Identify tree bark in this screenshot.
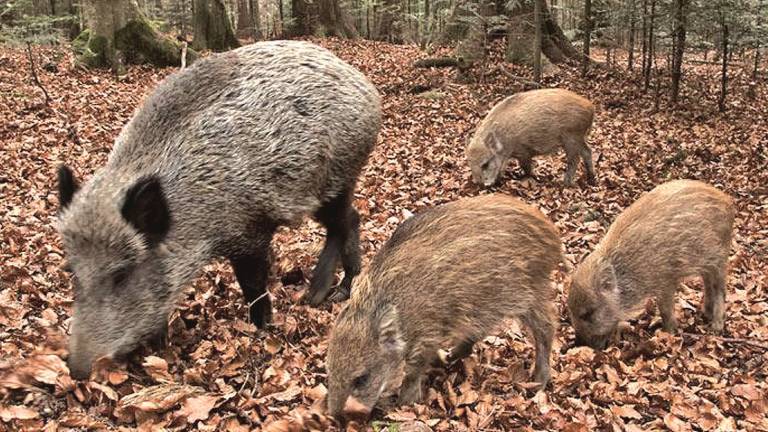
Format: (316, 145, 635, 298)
(289, 0, 357, 37)
(75, 0, 193, 69)
(193, 0, 240, 51)
(670, 0, 687, 104)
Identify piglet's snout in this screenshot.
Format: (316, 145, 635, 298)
(342, 396, 371, 421)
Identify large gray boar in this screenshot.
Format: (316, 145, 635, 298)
(56, 40, 381, 380)
(325, 194, 562, 420)
(466, 88, 595, 187)
(568, 180, 735, 350)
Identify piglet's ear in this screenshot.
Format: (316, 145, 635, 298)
(121, 176, 170, 247)
(597, 261, 618, 295)
(484, 128, 504, 155)
(377, 304, 404, 356)
(58, 165, 79, 211)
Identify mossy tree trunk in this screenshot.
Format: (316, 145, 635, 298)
(75, 0, 193, 70)
(192, 0, 240, 51)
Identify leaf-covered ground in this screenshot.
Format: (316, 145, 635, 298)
(1, 39, 767, 431)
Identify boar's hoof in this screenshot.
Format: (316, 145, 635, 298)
(249, 300, 273, 328)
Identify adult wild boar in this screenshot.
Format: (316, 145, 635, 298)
(325, 194, 562, 420)
(568, 180, 735, 349)
(466, 88, 596, 187)
(57, 41, 381, 379)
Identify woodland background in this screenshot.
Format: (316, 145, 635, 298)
(1, 0, 768, 430)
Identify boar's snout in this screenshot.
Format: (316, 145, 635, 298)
(332, 395, 372, 423)
(67, 351, 94, 380)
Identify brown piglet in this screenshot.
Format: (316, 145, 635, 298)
(568, 180, 735, 349)
(325, 194, 563, 420)
(466, 88, 596, 187)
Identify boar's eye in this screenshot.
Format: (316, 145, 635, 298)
(352, 372, 370, 389)
(111, 268, 130, 287)
(481, 160, 490, 170)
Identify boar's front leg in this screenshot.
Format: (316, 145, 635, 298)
(398, 358, 428, 406)
(231, 248, 273, 328)
(657, 289, 679, 334)
(308, 190, 360, 305)
(580, 146, 597, 185)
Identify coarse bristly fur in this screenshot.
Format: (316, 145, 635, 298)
(568, 180, 735, 349)
(56, 40, 382, 380)
(466, 88, 595, 187)
(325, 194, 563, 420)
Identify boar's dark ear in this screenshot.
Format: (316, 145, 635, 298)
(121, 176, 170, 247)
(58, 165, 79, 211)
(377, 304, 404, 355)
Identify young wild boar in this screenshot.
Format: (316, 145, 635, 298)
(56, 41, 381, 380)
(325, 194, 563, 420)
(568, 180, 735, 350)
(466, 88, 596, 187)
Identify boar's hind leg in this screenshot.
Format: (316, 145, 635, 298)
(563, 151, 580, 187)
(522, 305, 555, 385)
(231, 250, 272, 328)
(308, 191, 359, 305)
(702, 268, 726, 333)
(580, 146, 597, 185)
(332, 206, 361, 303)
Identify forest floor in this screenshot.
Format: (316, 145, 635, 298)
(0, 38, 767, 431)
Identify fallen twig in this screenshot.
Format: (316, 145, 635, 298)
(682, 332, 768, 350)
(25, 42, 52, 106)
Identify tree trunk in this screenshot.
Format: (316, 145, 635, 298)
(290, 0, 357, 37)
(193, 0, 240, 51)
(640, 0, 647, 75)
(644, 0, 655, 90)
(75, 0, 193, 69)
(582, 0, 591, 75)
(250, 0, 261, 38)
(375, 0, 403, 41)
(533, 0, 542, 82)
(505, 0, 582, 65)
(754, 0, 763, 80)
(718, 12, 728, 112)
(670, 0, 687, 104)
(628, 0, 635, 70)
(237, 0, 251, 35)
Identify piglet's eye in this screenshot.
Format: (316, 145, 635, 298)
(352, 373, 369, 389)
(481, 161, 490, 170)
